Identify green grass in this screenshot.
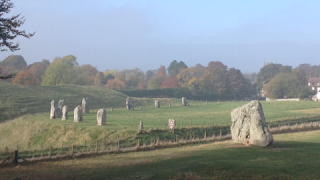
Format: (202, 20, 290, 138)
(1, 100, 320, 152)
(1, 129, 320, 180)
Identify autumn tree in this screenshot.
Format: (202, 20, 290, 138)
(228, 68, 251, 100)
(12, 69, 39, 85)
(105, 78, 126, 90)
(203, 61, 229, 96)
(161, 76, 180, 88)
(79, 64, 99, 86)
(28, 62, 47, 83)
(148, 66, 167, 89)
(167, 60, 188, 77)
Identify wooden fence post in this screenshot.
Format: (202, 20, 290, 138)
(220, 130, 222, 139)
(13, 150, 18, 165)
(204, 132, 207, 140)
(40, 145, 43, 157)
(95, 141, 98, 153)
(49, 147, 52, 159)
(71, 145, 74, 156)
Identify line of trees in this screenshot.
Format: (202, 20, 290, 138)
(0, 54, 255, 100)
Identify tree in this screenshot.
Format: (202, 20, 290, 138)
(0, 0, 34, 52)
(12, 69, 39, 85)
(161, 76, 180, 88)
(203, 61, 229, 96)
(265, 72, 309, 99)
(256, 63, 282, 93)
(167, 60, 188, 77)
(29, 62, 47, 83)
(1, 55, 27, 72)
(79, 64, 99, 86)
(228, 68, 251, 100)
(105, 78, 126, 91)
(41, 55, 80, 86)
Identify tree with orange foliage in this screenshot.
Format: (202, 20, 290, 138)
(29, 62, 47, 83)
(105, 78, 126, 91)
(12, 69, 39, 85)
(161, 76, 180, 88)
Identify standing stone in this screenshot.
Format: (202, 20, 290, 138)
(50, 100, 56, 119)
(82, 98, 89, 113)
(139, 121, 144, 131)
(55, 99, 64, 118)
(230, 100, 273, 147)
(169, 104, 171, 108)
(110, 107, 113, 111)
(97, 108, 106, 126)
(62, 105, 68, 120)
(154, 100, 160, 108)
(74, 105, 83, 122)
(126, 97, 132, 110)
(182, 97, 187, 106)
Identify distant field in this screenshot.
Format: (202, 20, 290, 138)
(1, 129, 320, 180)
(1, 100, 320, 151)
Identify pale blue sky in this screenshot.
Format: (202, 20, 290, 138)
(1, 0, 319, 73)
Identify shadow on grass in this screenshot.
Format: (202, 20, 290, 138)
(2, 141, 320, 180)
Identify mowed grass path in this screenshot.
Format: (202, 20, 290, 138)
(1, 101, 320, 151)
(1, 129, 320, 180)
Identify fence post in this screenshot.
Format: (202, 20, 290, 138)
(49, 147, 52, 159)
(117, 139, 120, 151)
(220, 130, 222, 139)
(40, 145, 43, 158)
(13, 150, 18, 165)
(95, 141, 98, 153)
(71, 145, 74, 156)
(204, 132, 207, 140)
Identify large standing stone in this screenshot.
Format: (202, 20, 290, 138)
(50, 100, 56, 119)
(55, 99, 64, 118)
(182, 97, 187, 106)
(126, 97, 132, 110)
(82, 98, 89, 113)
(62, 105, 68, 120)
(74, 105, 83, 122)
(97, 108, 106, 126)
(230, 100, 273, 147)
(154, 100, 160, 108)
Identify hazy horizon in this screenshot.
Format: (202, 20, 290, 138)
(1, 0, 319, 73)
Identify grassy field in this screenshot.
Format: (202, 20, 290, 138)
(1, 99, 320, 152)
(1, 129, 320, 180)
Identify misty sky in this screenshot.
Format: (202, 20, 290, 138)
(1, 0, 319, 73)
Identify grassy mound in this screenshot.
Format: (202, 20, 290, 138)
(0, 82, 130, 122)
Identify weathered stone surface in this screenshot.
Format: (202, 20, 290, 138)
(230, 100, 273, 147)
(97, 108, 106, 126)
(182, 97, 187, 106)
(126, 97, 132, 110)
(55, 99, 64, 118)
(154, 100, 160, 108)
(139, 121, 143, 131)
(62, 105, 68, 120)
(74, 105, 83, 122)
(82, 98, 89, 113)
(50, 100, 55, 119)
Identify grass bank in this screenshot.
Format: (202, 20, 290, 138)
(1, 129, 320, 180)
